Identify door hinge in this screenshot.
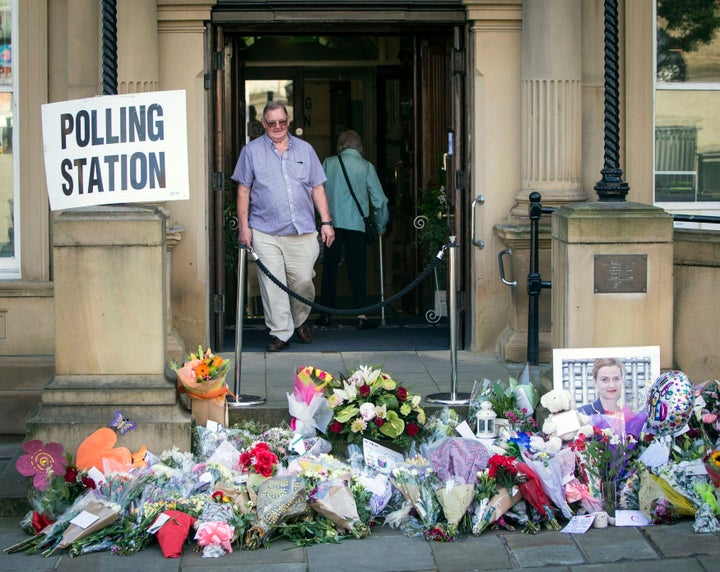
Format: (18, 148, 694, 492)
(212, 51, 224, 71)
(214, 294, 224, 314)
(453, 49, 465, 75)
(204, 73, 211, 90)
(212, 172, 225, 191)
(455, 171, 466, 191)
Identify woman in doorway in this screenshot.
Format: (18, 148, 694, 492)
(316, 130, 389, 329)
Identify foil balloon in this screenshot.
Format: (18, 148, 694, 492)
(645, 371, 694, 435)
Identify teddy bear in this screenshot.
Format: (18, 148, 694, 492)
(540, 388, 590, 441)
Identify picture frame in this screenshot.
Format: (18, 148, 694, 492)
(553, 346, 661, 412)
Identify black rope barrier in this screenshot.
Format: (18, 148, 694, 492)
(249, 245, 447, 317)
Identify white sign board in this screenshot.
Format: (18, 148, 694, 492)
(41, 90, 190, 210)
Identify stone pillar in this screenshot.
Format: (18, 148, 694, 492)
(513, 0, 586, 217)
(27, 206, 190, 454)
(117, 0, 159, 93)
(552, 202, 674, 370)
(496, 0, 585, 361)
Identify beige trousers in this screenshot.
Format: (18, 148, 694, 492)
(251, 228, 319, 342)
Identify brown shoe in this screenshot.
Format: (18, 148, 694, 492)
(266, 336, 290, 352)
(295, 323, 312, 344)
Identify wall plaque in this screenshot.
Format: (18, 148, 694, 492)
(594, 254, 647, 293)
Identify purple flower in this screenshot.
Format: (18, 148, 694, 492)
(15, 440, 67, 491)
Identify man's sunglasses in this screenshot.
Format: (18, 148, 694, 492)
(264, 119, 288, 128)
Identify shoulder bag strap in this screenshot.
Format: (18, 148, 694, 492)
(338, 153, 368, 219)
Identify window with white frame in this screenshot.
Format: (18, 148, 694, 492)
(655, 1, 720, 214)
(0, 0, 18, 278)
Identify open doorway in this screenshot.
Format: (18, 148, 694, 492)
(212, 31, 463, 351)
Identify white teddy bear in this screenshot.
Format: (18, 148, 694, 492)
(540, 388, 590, 441)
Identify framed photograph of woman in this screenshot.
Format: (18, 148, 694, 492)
(553, 346, 661, 414)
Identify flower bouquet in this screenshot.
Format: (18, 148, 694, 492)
(485, 454, 523, 524)
(287, 366, 334, 438)
(15, 440, 96, 532)
(236, 441, 279, 491)
(323, 365, 426, 453)
(704, 449, 720, 487)
(691, 379, 720, 446)
(171, 346, 232, 426)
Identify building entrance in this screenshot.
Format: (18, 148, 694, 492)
(210, 21, 467, 351)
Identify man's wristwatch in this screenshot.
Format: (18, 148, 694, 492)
(320, 221, 333, 226)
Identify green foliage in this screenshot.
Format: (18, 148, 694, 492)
(658, 0, 720, 52)
(416, 186, 449, 261)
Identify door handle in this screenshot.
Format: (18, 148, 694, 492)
(498, 248, 517, 287)
(471, 194, 485, 249)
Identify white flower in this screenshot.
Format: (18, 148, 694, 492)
(375, 403, 387, 419)
(360, 402, 376, 421)
(334, 381, 357, 402)
(358, 365, 382, 386)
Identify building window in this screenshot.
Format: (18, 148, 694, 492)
(655, 1, 720, 212)
(0, 0, 17, 278)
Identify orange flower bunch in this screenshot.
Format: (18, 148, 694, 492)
(172, 346, 230, 398)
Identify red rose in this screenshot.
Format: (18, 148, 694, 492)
(255, 449, 278, 469)
(396, 387, 408, 401)
(405, 422, 419, 436)
(212, 490, 224, 502)
(31, 512, 55, 534)
(374, 417, 385, 427)
(253, 442, 270, 452)
(359, 384, 371, 397)
(64, 466, 79, 483)
(81, 476, 96, 489)
(330, 420, 344, 433)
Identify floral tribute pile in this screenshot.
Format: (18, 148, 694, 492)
(7, 365, 720, 560)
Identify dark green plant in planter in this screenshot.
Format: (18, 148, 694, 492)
(415, 186, 449, 291)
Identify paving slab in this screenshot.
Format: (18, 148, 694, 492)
(306, 526, 435, 572)
(570, 525, 659, 563)
(504, 530, 586, 568)
(643, 519, 720, 558)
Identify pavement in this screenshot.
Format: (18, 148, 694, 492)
(1, 346, 719, 570)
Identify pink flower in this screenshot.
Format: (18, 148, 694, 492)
(16, 440, 67, 491)
(702, 413, 717, 424)
(196, 521, 234, 553)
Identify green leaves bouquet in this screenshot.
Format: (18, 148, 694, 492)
(323, 365, 426, 452)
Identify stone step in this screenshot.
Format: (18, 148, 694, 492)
(40, 375, 177, 405)
(26, 406, 192, 457)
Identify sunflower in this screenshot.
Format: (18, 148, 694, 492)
(708, 450, 720, 469)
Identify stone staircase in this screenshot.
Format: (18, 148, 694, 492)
(24, 374, 191, 455)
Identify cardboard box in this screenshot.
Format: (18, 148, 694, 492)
(190, 397, 229, 427)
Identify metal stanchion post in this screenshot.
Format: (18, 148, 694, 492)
(228, 245, 265, 408)
(379, 234, 386, 326)
(426, 236, 470, 405)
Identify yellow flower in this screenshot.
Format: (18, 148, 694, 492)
(710, 451, 720, 468)
(381, 375, 397, 391)
(327, 394, 342, 408)
(400, 403, 411, 416)
(417, 410, 427, 424)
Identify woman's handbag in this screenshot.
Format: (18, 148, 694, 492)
(338, 154, 378, 245)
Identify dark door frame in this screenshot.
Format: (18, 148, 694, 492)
(210, 24, 469, 351)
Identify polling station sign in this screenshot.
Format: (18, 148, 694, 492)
(41, 90, 189, 210)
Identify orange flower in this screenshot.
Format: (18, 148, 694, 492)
(211, 356, 224, 368)
(195, 363, 211, 379)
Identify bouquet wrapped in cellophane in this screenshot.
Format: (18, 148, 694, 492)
(171, 346, 232, 403)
